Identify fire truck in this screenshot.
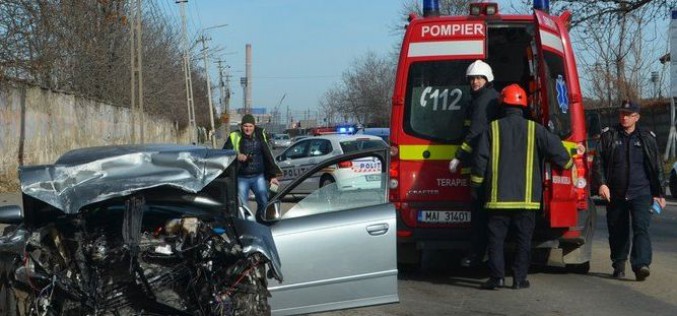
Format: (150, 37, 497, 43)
(389, 0, 595, 272)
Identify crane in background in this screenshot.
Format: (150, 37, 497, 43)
(272, 93, 286, 133)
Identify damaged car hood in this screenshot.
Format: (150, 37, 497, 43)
(19, 144, 236, 214)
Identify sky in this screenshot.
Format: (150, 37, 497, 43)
(160, 0, 405, 119)
(157, 0, 672, 119)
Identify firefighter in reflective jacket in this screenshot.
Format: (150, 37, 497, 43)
(471, 84, 573, 290)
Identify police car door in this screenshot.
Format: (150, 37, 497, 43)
(303, 138, 334, 191)
(276, 139, 313, 193)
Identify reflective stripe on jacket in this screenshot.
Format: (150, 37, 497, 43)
(455, 84, 500, 162)
(228, 129, 268, 153)
(471, 108, 573, 210)
(223, 127, 281, 179)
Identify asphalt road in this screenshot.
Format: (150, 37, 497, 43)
(314, 201, 677, 316)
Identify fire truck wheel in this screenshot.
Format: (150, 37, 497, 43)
(397, 243, 422, 274)
(669, 170, 677, 199)
(565, 261, 590, 274)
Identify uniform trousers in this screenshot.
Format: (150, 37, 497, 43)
(606, 195, 653, 270)
(487, 209, 535, 282)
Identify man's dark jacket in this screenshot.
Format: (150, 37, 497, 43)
(455, 83, 500, 162)
(223, 127, 282, 180)
(470, 107, 573, 210)
(592, 125, 664, 198)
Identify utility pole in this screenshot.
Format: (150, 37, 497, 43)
(198, 34, 216, 148)
(216, 59, 231, 135)
(240, 77, 247, 114)
(245, 44, 252, 113)
(130, 0, 144, 144)
(177, 0, 196, 144)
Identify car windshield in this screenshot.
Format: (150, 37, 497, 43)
(275, 135, 290, 140)
(339, 138, 388, 153)
(282, 173, 387, 219)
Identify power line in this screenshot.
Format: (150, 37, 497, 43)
(253, 75, 340, 79)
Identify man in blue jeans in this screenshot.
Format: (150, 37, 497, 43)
(592, 101, 666, 281)
(224, 114, 282, 222)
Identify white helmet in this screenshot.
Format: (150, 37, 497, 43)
(466, 60, 494, 82)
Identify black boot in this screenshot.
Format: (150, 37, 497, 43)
(480, 277, 504, 290)
(512, 279, 530, 289)
(612, 261, 626, 279)
(634, 266, 650, 281)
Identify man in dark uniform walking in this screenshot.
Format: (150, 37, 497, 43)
(471, 84, 572, 290)
(592, 101, 665, 281)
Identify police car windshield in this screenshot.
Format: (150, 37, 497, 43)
(339, 139, 388, 153)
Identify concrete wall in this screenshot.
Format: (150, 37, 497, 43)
(1, 82, 190, 181)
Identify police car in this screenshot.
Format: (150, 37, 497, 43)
(275, 134, 388, 194)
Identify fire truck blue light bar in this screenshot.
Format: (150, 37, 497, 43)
(533, 0, 550, 13)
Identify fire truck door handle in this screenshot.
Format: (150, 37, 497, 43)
(366, 223, 389, 236)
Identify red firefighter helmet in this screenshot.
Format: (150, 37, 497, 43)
(500, 84, 527, 107)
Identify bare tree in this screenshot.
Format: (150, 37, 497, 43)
(513, 1, 672, 106)
(319, 52, 395, 127)
(548, 0, 676, 28)
(0, 0, 212, 129)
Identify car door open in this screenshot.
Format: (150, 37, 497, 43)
(265, 148, 399, 316)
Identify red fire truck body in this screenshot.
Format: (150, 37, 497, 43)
(389, 2, 594, 272)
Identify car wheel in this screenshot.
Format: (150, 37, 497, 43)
(319, 176, 337, 202)
(670, 170, 677, 199)
(0, 259, 19, 316)
(320, 176, 335, 188)
(231, 257, 270, 316)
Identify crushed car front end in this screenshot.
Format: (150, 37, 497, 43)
(0, 144, 281, 316)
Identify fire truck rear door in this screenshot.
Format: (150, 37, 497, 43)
(533, 9, 578, 227)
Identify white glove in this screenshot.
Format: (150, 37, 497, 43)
(448, 158, 460, 173)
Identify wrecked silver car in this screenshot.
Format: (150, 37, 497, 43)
(0, 144, 281, 316)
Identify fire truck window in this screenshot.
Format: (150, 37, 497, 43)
(404, 61, 473, 143)
(543, 51, 572, 139)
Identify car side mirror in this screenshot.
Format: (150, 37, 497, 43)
(263, 200, 282, 222)
(0, 205, 23, 224)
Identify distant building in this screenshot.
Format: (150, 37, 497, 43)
(232, 107, 271, 126)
